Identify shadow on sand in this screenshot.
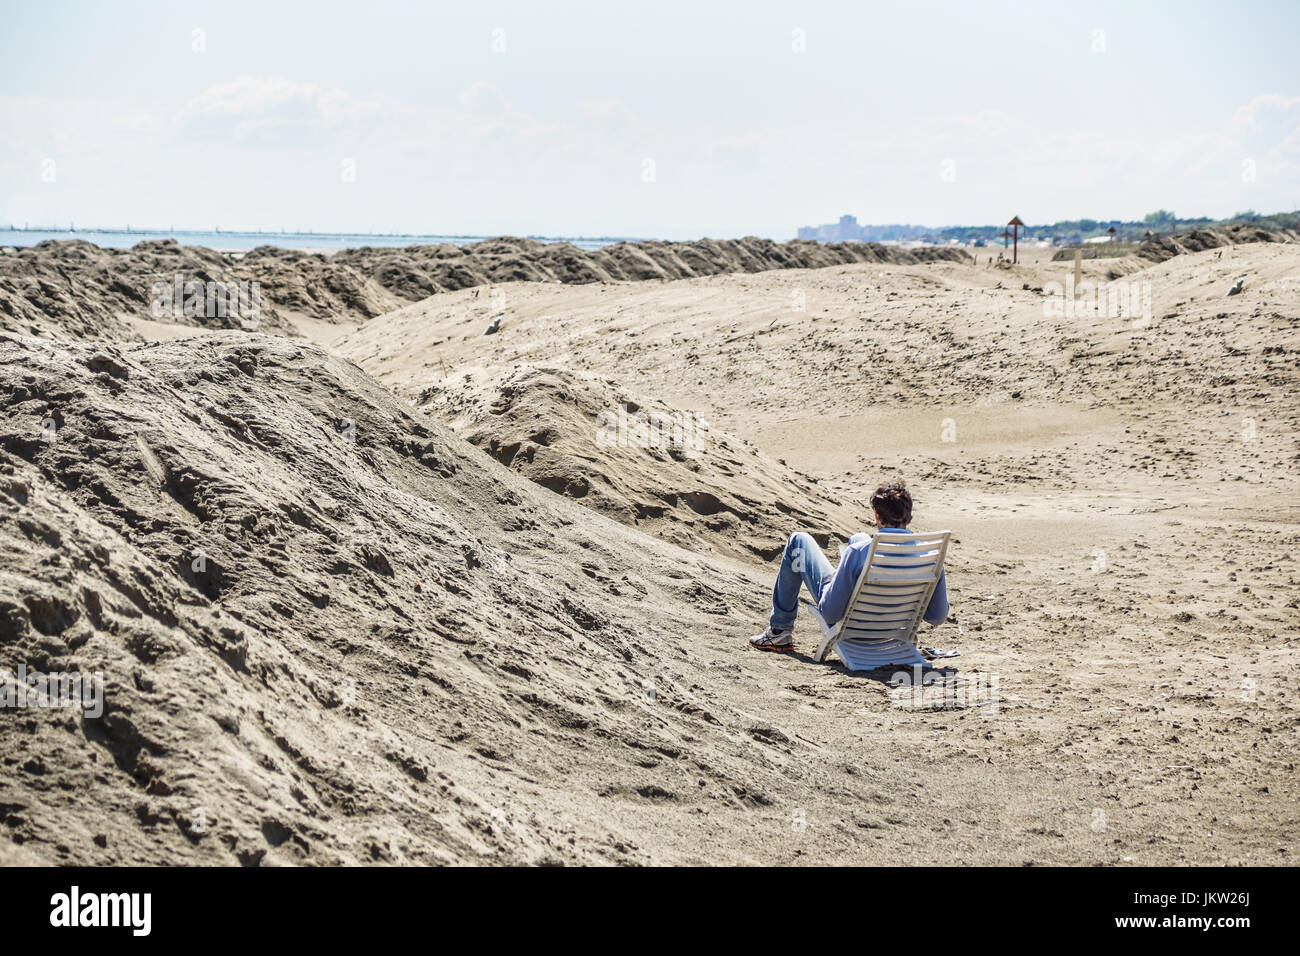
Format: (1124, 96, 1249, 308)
(773, 647, 960, 685)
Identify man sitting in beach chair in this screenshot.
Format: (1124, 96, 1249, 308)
(749, 480, 949, 657)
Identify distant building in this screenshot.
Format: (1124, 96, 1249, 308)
(797, 214, 866, 242)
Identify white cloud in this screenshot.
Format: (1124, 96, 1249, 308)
(1, 77, 1297, 236)
(1228, 94, 1300, 138)
(169, 75, 400, 145)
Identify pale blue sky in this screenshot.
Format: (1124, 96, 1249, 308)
(2, 0, 1297, 238)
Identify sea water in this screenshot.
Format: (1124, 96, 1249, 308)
(0, 227, 632, 252)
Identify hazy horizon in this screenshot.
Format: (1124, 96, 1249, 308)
(3, 0, 1298, 240)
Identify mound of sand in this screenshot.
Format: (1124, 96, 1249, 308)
(2, 236, 966, 344)
(0, 331, 826, 864)
(1135, 224, 1300, 265)
(414, 363, 860, 560)
(0, 240, 401, 342)
(235, 245, 404, 326)
(333, 235, 969, 300)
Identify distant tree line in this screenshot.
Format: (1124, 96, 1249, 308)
(841, 209, 1300, 245)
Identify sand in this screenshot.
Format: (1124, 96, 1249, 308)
(1, 234, 1297, 865)
(0, 236, 967, 344)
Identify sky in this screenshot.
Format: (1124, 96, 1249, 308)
(1, 0, 1298, 239)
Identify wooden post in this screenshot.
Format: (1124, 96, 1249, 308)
(1008, 215, 1024, 264)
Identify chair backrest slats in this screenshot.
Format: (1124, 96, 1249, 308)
(832, 531, 951, 665)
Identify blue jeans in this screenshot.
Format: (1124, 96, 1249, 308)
(769, 532, 870, 630)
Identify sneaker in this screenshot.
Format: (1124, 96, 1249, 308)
(749, 626, 794, 653)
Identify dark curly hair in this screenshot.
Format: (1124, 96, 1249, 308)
(870, 480, 913, 528)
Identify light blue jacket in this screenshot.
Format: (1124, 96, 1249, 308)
(817, 528, 949, 627)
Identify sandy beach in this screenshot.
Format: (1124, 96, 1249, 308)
(1, 230, 1295, 865)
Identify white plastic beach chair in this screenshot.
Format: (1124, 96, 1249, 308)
(810, 530, 951, 671)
